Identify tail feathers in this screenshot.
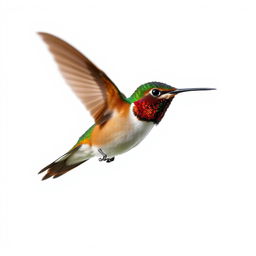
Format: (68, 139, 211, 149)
(39, 146, 89, 180)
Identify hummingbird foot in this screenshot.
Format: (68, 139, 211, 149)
(106, 157, 115, 163)
(98, 149, 115, 163)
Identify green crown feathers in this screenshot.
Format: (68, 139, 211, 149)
(127, 82, 174, 103)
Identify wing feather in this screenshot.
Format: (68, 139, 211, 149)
(38, 32, 126, 124)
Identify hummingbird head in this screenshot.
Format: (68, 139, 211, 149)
(128, 82, 215, 124)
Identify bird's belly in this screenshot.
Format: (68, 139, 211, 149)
(92, 118, 154, 157)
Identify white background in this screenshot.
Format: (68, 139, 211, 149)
(1, 0, 256, 255)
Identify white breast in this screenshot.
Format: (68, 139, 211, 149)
(93, 105, 155, 157)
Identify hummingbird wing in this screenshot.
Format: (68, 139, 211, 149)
(38, 32, 126, 125)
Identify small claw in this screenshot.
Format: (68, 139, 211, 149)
(99, 156, 106, 161)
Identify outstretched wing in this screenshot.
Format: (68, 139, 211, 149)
(38, 32, 126, 124)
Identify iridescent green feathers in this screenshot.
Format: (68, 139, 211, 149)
(75, 124, 95, 145)
(127, 82, 174, 103)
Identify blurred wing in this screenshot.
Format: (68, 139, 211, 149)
(39, 32, 125, 124)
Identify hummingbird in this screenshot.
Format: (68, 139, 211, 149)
(38, 32, 215, 180)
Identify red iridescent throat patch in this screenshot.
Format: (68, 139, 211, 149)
(133, 97, 173, 124)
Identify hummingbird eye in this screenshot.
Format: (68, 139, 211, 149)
(151, 89, 161, 97)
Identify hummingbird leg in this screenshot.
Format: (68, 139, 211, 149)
(98, 149, 115, 163)
(98, 148, 107, 161)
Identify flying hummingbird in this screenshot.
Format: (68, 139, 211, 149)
(38, 32, 215, 180)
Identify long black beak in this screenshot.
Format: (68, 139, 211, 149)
(170, 87, 216, 94)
